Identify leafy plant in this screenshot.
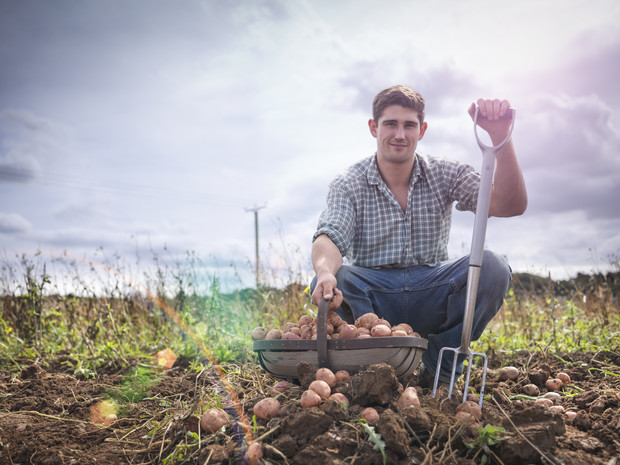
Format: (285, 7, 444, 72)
(465, 424, 506, 465)
(361, 423, 387, 465)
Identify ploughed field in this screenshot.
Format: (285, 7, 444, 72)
(1, 350, 619, 465)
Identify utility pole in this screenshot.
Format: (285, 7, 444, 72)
(245, 204, 266, 288)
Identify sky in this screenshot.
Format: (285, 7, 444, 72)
(1, 0, 619, 293)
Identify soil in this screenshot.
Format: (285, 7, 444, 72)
(1, 351, 619, 465)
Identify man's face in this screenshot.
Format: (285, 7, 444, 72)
(369, 105, 427, 165)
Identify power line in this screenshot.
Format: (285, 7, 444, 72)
(0, 166, 254, 208)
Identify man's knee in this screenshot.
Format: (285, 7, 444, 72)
(482, 250, 511, 290)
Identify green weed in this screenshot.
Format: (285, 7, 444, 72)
(361, 422, 387, 465)
(465, 424, 506, 465)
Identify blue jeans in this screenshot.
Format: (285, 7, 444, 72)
(310, 250, 511, 382)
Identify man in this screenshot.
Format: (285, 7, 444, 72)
(310, 85, 527, 387)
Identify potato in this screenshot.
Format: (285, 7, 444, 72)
(355, 327, 371, 337)
(326, 310, 343, 328)
(316, 368, 336, 388)
(355, 312, 379, 329)
(282, 332, 301, 340)
(396, 387, 420, 409)
(253, 397, 281, 420)
(283, 322, 299, 333)
(329, 392, 349, 407)
(265, 329, 282, 340)
(392, 323, 414, 335)
(455, 411, 476, 424)
(250, 327, 268, 340)
(300, 325, 313, 340)
(334, 370, 351, 382)
(371, 318, 391, 329)
(339, 324, 357, 339)
(456, 401, 482, 421)
(300, 389, 322, 408)
(287, 326, 302, 336)
(535, 397, 554, 407)
(313, 323, 331, 335)
(545, 378, 563, 392)
(370, 324, 391, 337)
(391, 329, 408, 337)
(565, 411, 577, 422)
(497, 366, 519, 381)
(549, 405, 565, 415)
(543, 391, 561, 402)
(357, 334, 371, 338)
(361, 407, 379, 424)
(244, 442, 263, 464)
(309, 380, 331, 400)
(299, 315, 313, 327)
(556, 372, 571, 385)
(200, 408, 230, 433)
(272, 381, 292, 393)
(522, 384, 540, 396)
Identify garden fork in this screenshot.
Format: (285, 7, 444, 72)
(432, 106, 516, 408)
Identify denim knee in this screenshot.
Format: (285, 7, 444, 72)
(473, 250, 511, 335)
(481, 250, 512, 293)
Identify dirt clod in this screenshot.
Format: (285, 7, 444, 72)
(401, 405, 432, 431)
(281, 407, 333, 444)
(351, 363, 400, 406)
(528, 367, 550, 387)
(296, 361, 317, 388)
(376, 409, 410, 456)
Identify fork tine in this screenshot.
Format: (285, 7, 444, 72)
(461, 352, 473, 402)
(433, 346, 459, 399)
(433, 346, 488, 409)
(474, 351, 488, 408)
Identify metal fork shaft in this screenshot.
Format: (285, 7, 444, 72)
(431, 107, 515, 407)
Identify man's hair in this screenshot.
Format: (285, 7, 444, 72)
(372, 85, 425, 123)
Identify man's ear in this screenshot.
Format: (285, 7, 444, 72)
(368, 119, 378, 138)
(419, 122, 428, 139)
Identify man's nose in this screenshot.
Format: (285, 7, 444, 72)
(395, 124, 406, 139)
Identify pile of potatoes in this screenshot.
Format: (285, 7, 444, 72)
(496, 365, 576, 418)
(251, 311, 420, 341)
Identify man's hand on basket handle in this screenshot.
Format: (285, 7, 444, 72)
(311, 234, 344, 309)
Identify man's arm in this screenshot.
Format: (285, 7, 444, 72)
(468, 99, 528, 218)
(311, 234, 344, 308)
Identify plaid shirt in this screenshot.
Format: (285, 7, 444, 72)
(314, 153, 480, 267)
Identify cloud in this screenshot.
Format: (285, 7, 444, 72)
(0, 213, 31, 234)
(540, 31, 620, 105)
(1, 0, 619, 287)
(488, 210, 620, 278)
(338, 60, 479, 118)
(0, 156, 40, 182)
(0, 109, 74, 183)
(516, 93, 620, 219)
(53, 202, 104, 224)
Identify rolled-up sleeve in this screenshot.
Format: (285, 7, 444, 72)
(450, 163, 480, 213)
(313, 181, 356, 258)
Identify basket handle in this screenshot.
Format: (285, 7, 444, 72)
(317, 298, 355, 368)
